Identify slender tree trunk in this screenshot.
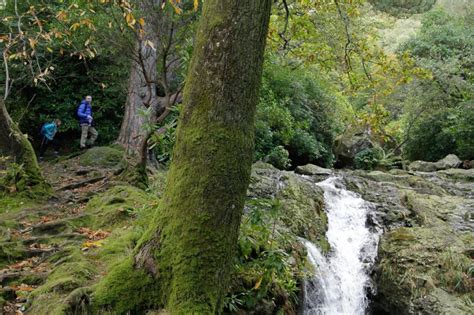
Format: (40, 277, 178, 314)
(93, 0, 272, 313)
(0, 99, 49, 194)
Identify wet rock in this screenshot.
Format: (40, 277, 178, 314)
(248, 162, 329, 251)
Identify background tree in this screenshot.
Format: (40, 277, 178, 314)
(115, 0, 196, 186)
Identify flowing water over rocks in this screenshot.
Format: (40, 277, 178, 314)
(303, 177, 380, 315)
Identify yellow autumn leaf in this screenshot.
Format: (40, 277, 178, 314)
(28, 38, 37, 49)
(253, 277, 263, 290)
(81, 240, 104, 250)
(138, 18, 145, 27)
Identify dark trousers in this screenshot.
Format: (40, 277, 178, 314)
(39, 137, 60, 157)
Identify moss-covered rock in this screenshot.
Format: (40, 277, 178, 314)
(78, 146, 123, 168)
(277, 172, 328, 252)
(248, 163, 328, 249)
(375, 227, 473, 314)
(343, 167, 474, 314)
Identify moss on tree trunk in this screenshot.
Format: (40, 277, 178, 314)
(93, 0, 272, 313)
(0, 99, 50, 195)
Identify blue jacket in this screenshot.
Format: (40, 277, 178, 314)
(77, 100, 92, 124)
(41, 122, 58, 141)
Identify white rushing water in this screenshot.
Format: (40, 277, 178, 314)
(303, 176, 380, 315)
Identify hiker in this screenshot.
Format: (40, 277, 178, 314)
(39, 119, 61, 160)
(77, 95, 98, 149)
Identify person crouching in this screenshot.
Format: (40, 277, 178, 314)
(39, 119, 61, 161)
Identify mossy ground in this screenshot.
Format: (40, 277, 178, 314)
(0, 147, 164, 314)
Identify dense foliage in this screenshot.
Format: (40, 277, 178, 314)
(255, 61, 347, 168)
(397, 9, 474, 161)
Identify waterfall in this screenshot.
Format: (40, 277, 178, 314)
(302, 176, 380, 315)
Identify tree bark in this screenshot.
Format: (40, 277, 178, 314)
(116, 1, 183, 186)
(116, 2, 161, 157)
(93, 0, 272, 313)
(0, 99, 49, 194)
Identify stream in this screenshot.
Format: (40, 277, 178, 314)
(302, 176, 380, 315)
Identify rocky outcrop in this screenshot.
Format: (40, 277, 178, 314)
(408, 154, 462, 172)
(248, 162, 329, 251)
(343, 167, 473, 314)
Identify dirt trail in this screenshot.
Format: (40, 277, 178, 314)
(1, 153, 115, 314)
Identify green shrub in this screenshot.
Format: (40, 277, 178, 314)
(403, 109, 469, 162)
(224, 199, 304, 314)
(265, 146, 290, 170)
(254, 60, 346, 167)
(355, 147, 383, 170)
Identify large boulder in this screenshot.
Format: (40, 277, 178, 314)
(333, 129, 373, 168)
(435, 154, 462, 170)
(78, 146, 123, 168)
(408, 154, 462, 172)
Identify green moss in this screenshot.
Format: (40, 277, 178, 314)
(27, 247, 97, 314)
(386, 228, 416, 242)
(84, 185, 158, 229)
(117, 162, 149, 189)
(0, 241, 25, 268)
(0, 193, 44, 215)
(79, 146, 124, 168)
(92, 257, 160, 314)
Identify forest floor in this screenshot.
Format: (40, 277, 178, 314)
(0, 147, 146, 314)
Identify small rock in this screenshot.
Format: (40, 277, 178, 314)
(295, 164, 332, 176)
(408, 160, 437, 172)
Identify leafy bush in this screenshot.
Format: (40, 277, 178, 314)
(404, 110, 457, 162)
(150, 106, 181, 165)
(354, 148, 382, 170)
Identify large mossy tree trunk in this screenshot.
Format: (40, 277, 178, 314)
(0, 99, 49, 194)
(93, 0, 272, 313)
